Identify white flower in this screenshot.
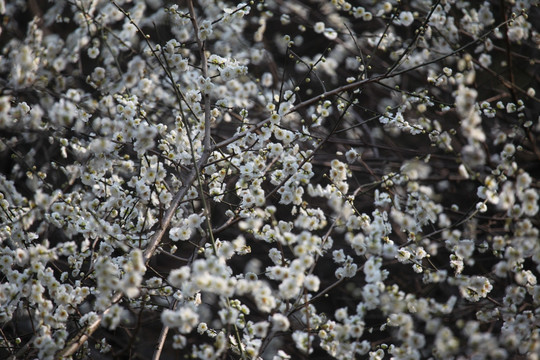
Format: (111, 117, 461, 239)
(168, 266, 190, 288)
(271, 313, 290, 331)
(279, 277, 302, 299)
(87, 47, 100, 59)
(261, 72, 273, 87)
(478, 53, 492, 67)
(521, 189, 539, 216)
(159, 191, 172, 205)
(292, 331, 312, 354)
(345, 148, 358, 163)
(161, 306, 199, 333)
(362, 12, 373, 21)
(198, 20, 213, 40)
(334, 307, 348, 321)
(353, 7, 365, 19)
(255, 289, 277, 312)
(251, 321, 269, 337)
(314, 22, 325, 34)
(279, 189, 293, 205)
(478, 2, 495, 25)
(399, 11, 414, 27)
(304, 274, 320, 291)
(172, 334, 186, 349)
(102, 304, 126, 330)
(323, 28, 338, 40)
(333, 249, 346, 263)
(219, 307, 239, 325)
(364, 256, 382, 283)
(169, 226, 192, 241)
(187, 213, 204, 229)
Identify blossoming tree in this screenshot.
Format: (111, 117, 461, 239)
(0, 0, 539, 359)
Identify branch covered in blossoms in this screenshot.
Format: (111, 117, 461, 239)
(0, 1, 539, 359)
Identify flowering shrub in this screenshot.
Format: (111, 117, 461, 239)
(0, 0, 539, 359)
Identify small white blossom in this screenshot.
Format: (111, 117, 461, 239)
(398, 11, 414, 27)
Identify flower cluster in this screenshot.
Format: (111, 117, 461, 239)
(0, 0, 539, 359)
